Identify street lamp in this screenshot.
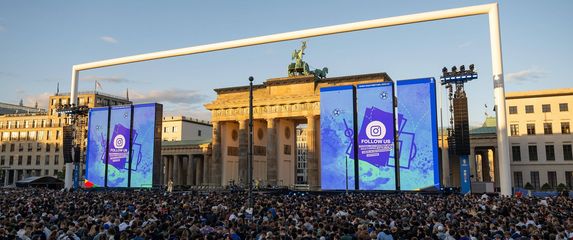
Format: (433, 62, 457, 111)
(248, 76, 254, 209)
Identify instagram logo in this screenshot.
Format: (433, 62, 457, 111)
(366, 121, 386, 139)
(113, 135, 126, 149)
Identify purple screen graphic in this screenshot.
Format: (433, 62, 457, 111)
(108, 124, 131, 170)
(354, 107, 395, 168)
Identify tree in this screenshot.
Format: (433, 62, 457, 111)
(541, 183, 552, 191)
(524, 182, 534, 190)
(556, 183, 567, 192)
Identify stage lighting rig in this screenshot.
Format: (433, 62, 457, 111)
(440, 64, 478, 85)
(56, 104, 89, 116)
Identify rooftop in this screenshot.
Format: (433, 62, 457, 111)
(0, 102, 46, 115)
(506, 88, 573, 99)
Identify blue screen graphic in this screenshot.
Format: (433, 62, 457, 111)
(106, 106, 132, 187)
(320, 85, 356, 190)
(396, 78, 440, 190)
(130, 104, 157, 188)
(356, 82, 396, 190)
(85, 108, 109, 188)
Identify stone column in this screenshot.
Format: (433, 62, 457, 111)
(187, 155, 194, 186)
(211, 121, 222, 185)
(266, 118, 278, 186)
(170, 156, 176, 184)
(160, 156, 166, 185)
(203, 155, 210, 185)
(196, 156, 203, 185)
(306, 115, 319, 190)
(3, 170, 8, 186)
(238, 119, 248, 186)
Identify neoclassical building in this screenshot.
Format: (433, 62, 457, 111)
(204, 73, 392, 190)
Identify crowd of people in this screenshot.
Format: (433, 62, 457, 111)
(1, 188, 573, 240)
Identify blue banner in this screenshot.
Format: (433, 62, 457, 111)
(85, 108, 109, 188)
(356, 82, 396, 190)
(320, 85, 356, 190)
(130, 104, 157, 188)
(106, 105, 132, 187)
(459, 155, 471, 194)
(396, 78, 440, 191)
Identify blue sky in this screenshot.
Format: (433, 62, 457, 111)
(1, 1, 572, 125)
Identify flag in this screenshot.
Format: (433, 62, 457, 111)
(95, 80, 102, 90)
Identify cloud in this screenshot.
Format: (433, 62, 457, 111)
(0, 24, 5, 32)
(23, 92, 51, 109)
(130, 89, 210, 105)
(80, 75, 129, 83)
(100, 36, 118, 44)
(458, 41, 472, 48)
(130, 89, 213, 121)
(506, 67, 546, 83)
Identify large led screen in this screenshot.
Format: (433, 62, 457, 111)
(356, 82, 396, 190)
(130, 103, 158, 188)
(85, 108, 109, 188)
(85, 103, 161, 188)
(396, 78, 440, 190)
(106, 105, 132, 187)
(320, 85, 356, 190)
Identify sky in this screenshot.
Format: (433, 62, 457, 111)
(0, 0, 572, 126)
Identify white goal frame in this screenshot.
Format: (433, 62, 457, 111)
(67, 3, 511, 196)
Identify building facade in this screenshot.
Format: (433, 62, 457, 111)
(0, 91, 131, 186)
(506, 88, 573, 190)
(161, 116, 212, 142)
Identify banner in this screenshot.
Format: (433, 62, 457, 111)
(320, 85, 356, 190)
(106, 105, 132, 187)
(460, 155, 471, 194)
(85, 107, 109, 188)
(396, 78, 440, 190)
(130, 103, 159, 188)
(356, 82, 396, 190)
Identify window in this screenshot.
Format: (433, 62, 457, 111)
(0, 156, 4, 165)
(545, 145, 555, 161)
(45, 155, 50, 165)
(172, 126, 176, 133)
(513, 172, 523, 188)
(1, 144, 5, 152)
(18, 156, 22, 165)
(544, 123, 553, 134)
(560, 103, 569, 112)
(44, 170, 49, 176)
(163, 127, 167, 133)
(509, 106, 517, 114)
(512, 146, 521, 161)
(529, 145, 538, 161)
(531, 171, 540, 190)
(55, 130, 60, 140)
(542, 104, 551, 113)
(564, 144, 573, 161)
(36, 143, 41, 151)
(18, 143, 23, 152)
(527, 123, 536, 135)
(35, 155, 40, 165)
(55, 143, 59, 152)
(46, 143, 51, 152)
(10, 144, 14, 152)
(53, 170, 58, 176)
(198, 130, 202, 136)
(548, 171, 557, 188)
(9, 156, 13, 165)
(562, 122, 571, 134)
(26, 156, 31, 165)
(525, 105, 534, 113)
(510, 124, 519, 136)
(54, 155, 59, 165)
(566, 171, 573, 189)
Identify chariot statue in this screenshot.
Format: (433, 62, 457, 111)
(287, 41, 328, 79)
